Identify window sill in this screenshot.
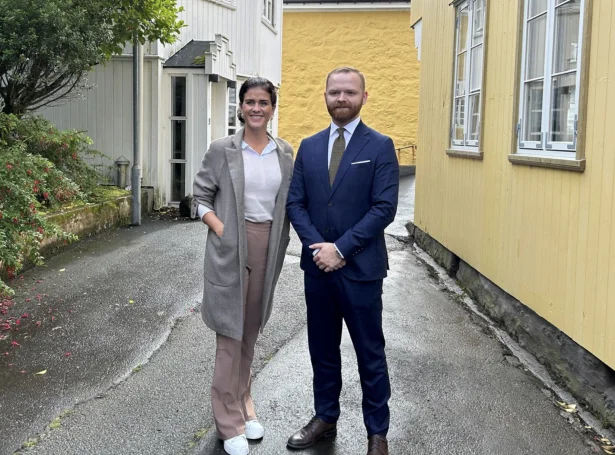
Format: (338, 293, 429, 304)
(262, 17, 278, 34)
(508, 154, 585, 172)
(446, 149, 484, 160)
(205, 0, 237, 10)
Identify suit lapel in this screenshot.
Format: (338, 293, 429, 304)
(330, 121, 370, 197)
(316, 128, 332, 196)
(225, 129, 245, 216)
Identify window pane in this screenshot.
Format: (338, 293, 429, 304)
(458, 7, 469, 53)
(456, 52, 467, 97)
(523, 80, 544, 142)
(228, 105, 237, 127)
(172, 120, 186, 159)
(553, 0, 580, 73)
(529, 0, 548, 17)
(550, 72, 577, 143)
(453, 98, 466, 142)
(525, 15, 547, 80)
(468, 93, 481, 143)
(228, 87, 237, 127)
(472, 0, 485, 46)
(470, 44, 483, 92)
(171, 163, 186, 202)
(172, 77, 186, 117)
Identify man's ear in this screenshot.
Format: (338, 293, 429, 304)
(362, 91, 369, 105)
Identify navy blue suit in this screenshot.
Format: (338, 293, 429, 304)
(286, 121, 399, 437)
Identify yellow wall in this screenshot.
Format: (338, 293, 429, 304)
(280, 11, 419, 165)
(412, 0, 615, 369)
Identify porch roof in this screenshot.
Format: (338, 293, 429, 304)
(163, 40, 212, 68)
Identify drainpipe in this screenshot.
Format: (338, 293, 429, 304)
(131, 38, 143, 225)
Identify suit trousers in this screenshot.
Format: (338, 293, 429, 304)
(211, 220, 271, 440)
(305, 271, 391, 437)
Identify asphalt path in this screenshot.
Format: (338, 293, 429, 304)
(0, 176, 602, 454)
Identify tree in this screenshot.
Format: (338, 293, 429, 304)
(0, 0, 184, 116)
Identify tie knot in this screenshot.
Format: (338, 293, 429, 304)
(336, 127, 345, 137)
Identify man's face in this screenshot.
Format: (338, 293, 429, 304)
(324, 72, 368, 127)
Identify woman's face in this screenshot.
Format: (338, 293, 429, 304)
(240, 87, 275, 132)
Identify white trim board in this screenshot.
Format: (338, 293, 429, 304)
(284, 3, 410, 12)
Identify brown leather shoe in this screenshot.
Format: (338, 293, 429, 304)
(367, 434, 388, 455)
(286, 417, 337, 449)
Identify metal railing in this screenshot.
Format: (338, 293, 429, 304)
(396, 144, 417, 164)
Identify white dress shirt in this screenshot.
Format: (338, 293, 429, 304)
(327, 116, 361, 168)
(197, 139, 281, 222)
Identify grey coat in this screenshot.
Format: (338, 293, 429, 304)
(192, 129, 294, 341)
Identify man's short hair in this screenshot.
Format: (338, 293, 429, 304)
(326, 67, 366, 92)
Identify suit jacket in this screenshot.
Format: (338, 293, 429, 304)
(193, 129, 294, 340)
(286, 121, 399, 281)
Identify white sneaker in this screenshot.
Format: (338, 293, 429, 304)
(245, 419, 265, 440)
(223, 434, 249, 455)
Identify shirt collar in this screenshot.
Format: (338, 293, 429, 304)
(241, 139, 277, 156)
(330, 116, 361, 137)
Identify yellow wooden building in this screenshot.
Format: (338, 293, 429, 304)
(411, 0, 615, 425)
(280, 0, 418, 165)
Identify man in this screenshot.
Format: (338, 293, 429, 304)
(286, 67, 399, 455)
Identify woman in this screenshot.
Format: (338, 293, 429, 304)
(192, 77, 293, 455)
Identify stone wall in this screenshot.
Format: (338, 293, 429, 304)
(280, 10, 420, 165)
(40, 196, 131, 256)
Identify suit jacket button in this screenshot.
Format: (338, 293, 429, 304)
(328, 202, 333, 207)
(325, 228, 329, 233)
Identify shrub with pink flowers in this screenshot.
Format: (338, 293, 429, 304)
(0, 114, 108, 296)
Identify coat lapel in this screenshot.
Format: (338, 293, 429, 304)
(330, 121, 370, 197)
(225, 129, 245, 220)
(269, 133, 293, 199)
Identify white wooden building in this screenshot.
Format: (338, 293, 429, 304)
(40, 0, 283, 208)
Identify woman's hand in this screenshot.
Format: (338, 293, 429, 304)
(202, 212, 224, 237)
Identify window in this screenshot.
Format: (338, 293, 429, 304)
(170, 76, 187, 202)
(518, 0, 585, 155)
(227, 82, 238, 136)
(451, 0, 485, 149)
(263, 0, 274, 24)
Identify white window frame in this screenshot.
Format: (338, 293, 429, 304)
(227, 82, 238, 137)
(517, 0, 585, 158)
(263, 0, 275, 25)
(170, 75, 188, 203)
(450, 0, 486, 150)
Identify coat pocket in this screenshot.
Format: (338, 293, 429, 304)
(204, 234, 239, 287)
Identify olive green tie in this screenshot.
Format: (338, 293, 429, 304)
(329, 127, 346, 185)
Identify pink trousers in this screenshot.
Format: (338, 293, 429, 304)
(211, 220, 271, 440)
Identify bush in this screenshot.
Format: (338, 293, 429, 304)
(2, 115, 108, 198)
(0, 114, 107, 296)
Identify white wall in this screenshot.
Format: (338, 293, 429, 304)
(39, 59, 157, 187)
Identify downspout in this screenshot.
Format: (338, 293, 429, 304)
(131, 38, 144, 225)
